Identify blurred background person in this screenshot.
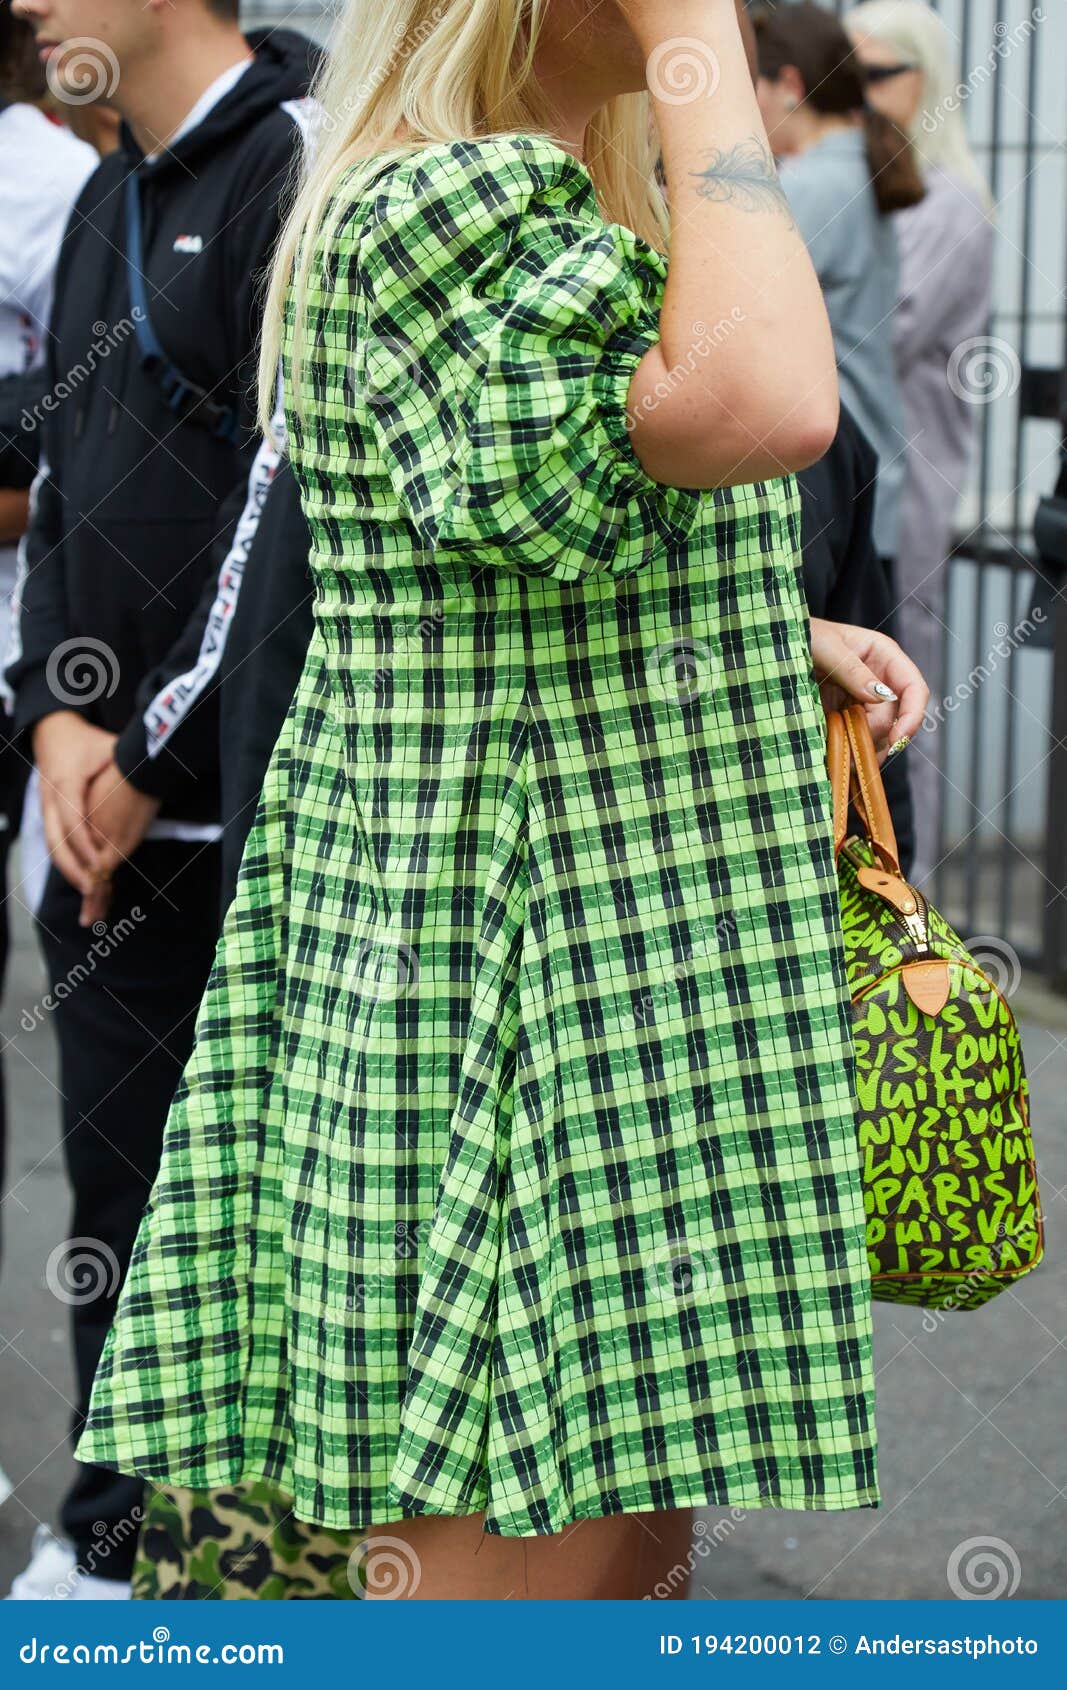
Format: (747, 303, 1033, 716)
(5, 0, 315, 1602)
(0, 0, 94, 1520)
(847, 0, 995, 888)
(3, 22, 121, 959)
(0, 0, 96, 1227)
(754, 2, 924, 608)
(0, 3, 97, 570)
(735, 0, 913, 869)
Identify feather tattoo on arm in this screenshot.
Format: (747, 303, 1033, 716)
(691, 137, 796, 227)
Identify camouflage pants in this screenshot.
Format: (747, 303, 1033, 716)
(133, 1482, 361, 1599)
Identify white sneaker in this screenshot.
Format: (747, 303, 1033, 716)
(6, 1526, 133, 1600)
(6, 1525, 77, 1599)
(69, 1575, 132, 1600)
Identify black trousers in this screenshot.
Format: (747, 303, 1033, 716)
(34, 839, 222, 1580)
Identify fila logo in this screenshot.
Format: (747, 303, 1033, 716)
(173, 234, 204, 254)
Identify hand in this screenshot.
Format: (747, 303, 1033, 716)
(809, 618, 929, 759)
(80, 759, 161, 927)
(32, 713, 116, 895)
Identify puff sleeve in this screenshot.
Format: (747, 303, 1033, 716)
(338, 136, 702, 582)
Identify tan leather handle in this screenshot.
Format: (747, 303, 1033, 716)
(827, 710, 852, 860)
(827, 709, 872, 858)
(843, 704, 900, 873)
(825, 706, 900, 874)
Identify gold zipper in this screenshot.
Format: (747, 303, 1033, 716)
(844, 840, 930, 955)
(898, 901, 930, 954)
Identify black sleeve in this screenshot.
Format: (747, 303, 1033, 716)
(111, 405, 286, 800)
(111, 124, 302, 804)
(818, 417, 882, 627)
(218, 459, 314, 911)
(798, 406, 881, 620)
(4, 442, 74, 736)
(837, 536, 917, 879)
(4, 173, 101, 735)
(797, 407, 917, 877)
(5, 173, 116, 735)
(0, 369, 49, 491)
(797, 451, 840, 618)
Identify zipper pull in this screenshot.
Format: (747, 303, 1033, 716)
(853, 853, 931, 953)
(897, 891, 929, 954)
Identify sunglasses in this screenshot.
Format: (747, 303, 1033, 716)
(863, 61, 921, 84)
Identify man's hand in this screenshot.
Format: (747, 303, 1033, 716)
(80, 759, 161, 926)
(32, 713, 116, 896)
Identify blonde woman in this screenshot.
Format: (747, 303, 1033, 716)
(847, 0, 996, 887)
(80, 0, 926, 1601)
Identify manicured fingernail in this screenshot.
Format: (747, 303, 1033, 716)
(871, 682, 898, 701)
(884, 735, 911, 764)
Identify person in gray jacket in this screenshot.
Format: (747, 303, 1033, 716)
(754, 2, 925, 579)
(848, 1, 996, 888)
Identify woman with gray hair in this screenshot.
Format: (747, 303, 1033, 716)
(847, 0, 996, 889)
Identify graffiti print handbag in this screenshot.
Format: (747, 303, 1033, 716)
(828, 705, 1043, 1310)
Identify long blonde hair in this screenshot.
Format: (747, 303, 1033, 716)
(257, 0, 667, 436)
(845, 1, 994, 211)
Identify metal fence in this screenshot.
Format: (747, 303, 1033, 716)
(250, 0, 1067, 984)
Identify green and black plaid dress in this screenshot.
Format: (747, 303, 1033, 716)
(80, 136, 879, 1534)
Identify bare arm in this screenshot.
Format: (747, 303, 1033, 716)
(622, 0, 840, 488)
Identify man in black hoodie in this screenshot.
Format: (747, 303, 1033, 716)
(5, 0, 314, 1598)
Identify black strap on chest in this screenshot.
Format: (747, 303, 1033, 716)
(124, 172, 241, 445)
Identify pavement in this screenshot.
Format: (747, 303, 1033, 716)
(0, 890, 1063, 1601)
